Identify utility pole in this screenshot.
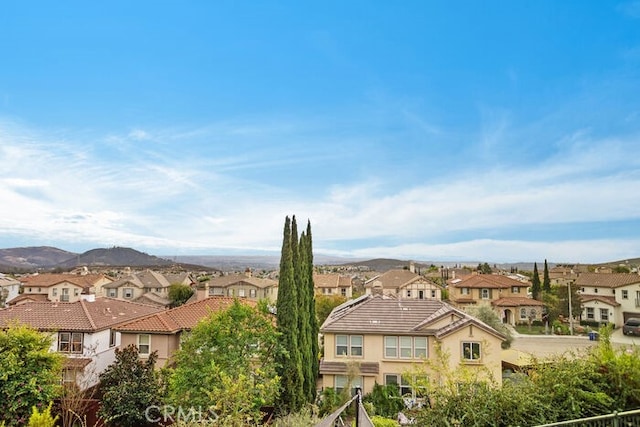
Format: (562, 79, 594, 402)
(568, 283, 573, 335)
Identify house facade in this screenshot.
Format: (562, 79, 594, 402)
(197, 271, 278, 302)
(448, 274, 543, 325)
(115, 296, 256, 368)
(575, 272, 640, 326)
(102, 270, 173, 307)
(314, 273, 353, 298)
(319, 295, 505, 397)
(0, 297, 162, 388)
(364, 269, 443, 301)
(8, 273, 113, 305)
(0, 274, 20, 307)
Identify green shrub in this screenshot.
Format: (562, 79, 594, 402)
(363, 383, 404, 418)
(370, 415, 400, 427)
(28, 403, 58, 427)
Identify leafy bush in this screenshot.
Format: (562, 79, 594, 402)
(370, 415, 400, 427)
(28, 403, 58, 427)
(363, 383, 404, 418)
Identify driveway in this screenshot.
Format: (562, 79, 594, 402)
(509, 327, 639, 359)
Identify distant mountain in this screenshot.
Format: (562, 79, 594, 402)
(0, 246, 77, 269)
(57, 247, 174, 268)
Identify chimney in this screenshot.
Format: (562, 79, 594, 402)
(81, 294, 96, 302)
(409, 262, 415, 274)
(245, 268, 252, 278)
(372, 281, 383, 296)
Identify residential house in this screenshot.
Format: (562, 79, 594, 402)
(548, 266, 579, 287)
(0, 297, 162, 388)
(197, 270, 278, 302)
(363, 269, 443, 300)
(0, 273, 20, 307)
(448, 274, 544, 325)
(319, 294, 506, 397)
(115, 296, 256, 368)
(102, 270, 174, 307)
(575, 272, 640, 326)
(8, 273, 113, 305)
(314, 273, 353, 298)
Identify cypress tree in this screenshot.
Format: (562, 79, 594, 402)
(305, 220, 319, 401)
(275, 216, 303, 413)
(543, 259, 551, 293)
(531, 262, 542, 300)
(297, 228, 313, 402)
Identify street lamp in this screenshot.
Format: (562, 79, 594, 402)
(567, 282, 573, 335)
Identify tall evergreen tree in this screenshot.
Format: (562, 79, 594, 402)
(531, 262, 542, 300)
(275, 216, 303, 413)
(305, 220, 319, 401)
(297, 227, 312, 403)
(543, 259, 551, 293)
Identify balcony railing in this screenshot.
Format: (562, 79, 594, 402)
(534, 409, 640, 427)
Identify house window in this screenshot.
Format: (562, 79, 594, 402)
(228, 289, 234, 297)
(335, 375, 363, 395)
(250, 289, 257, 298)
(61, 288, 70, 302)
(123, 288, 134, 299)
(385, 336, 398, 358)
(109, 329, 117, 347)
(385, 374, 412, 396)
(462, 342, 481, 361)
(74, 288, 79, 297)
(52, 288, 57, 297)
(586, 307, 595, 320)
(407, 290, 412, 298)
(520, 308, 527, 319)
(481, 289, 490, 299)
(414, 337, 427, 358)
(418, 290, 424, 299)
(341, 288, 347, 297)
(137, 334, 151, 356)
(238, 289, 246, 297)
(385, 336, 427, 359)
(460, 287, 469, 295)
(529, 309, 537, 319)
(107, 288, 117, 298)
(400, 336, 412, 358)
(512, 286, 520, 293)
(431, 290, 436, 298)
(62, 368, 77, 385)
(58, 332, 83, 353)
(335, 335, 363, 357)
(622, 290, 629, 299)
(600, 308, 609, 322)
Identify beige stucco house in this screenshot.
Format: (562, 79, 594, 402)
(102, 270, 173, 307)
(197, 271, 278, 302)
(115, 296, 256, 368)
(448, 273, 543, 325)
(364, 269, 443, 300)
(319, 295, 505, 397)
(575, 272, 640, 326)
(9, 273, 113, 305)
(314, 273, 353, 298)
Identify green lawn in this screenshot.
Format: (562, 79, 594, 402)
(514, 324, 549, 335)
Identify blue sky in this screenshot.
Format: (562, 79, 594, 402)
(1, 1, 640, 264)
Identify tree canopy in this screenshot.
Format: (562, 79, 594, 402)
(0, 324, 62, 426)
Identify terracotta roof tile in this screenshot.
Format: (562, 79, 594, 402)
(575, 273, 640, 289)
(115, 297, 257, 333)
(208, 274, 276, 289)
(449, 274, 528, 289)
(20, 273, 109, 289)
(0, 298, 162, 332)
(579, 294, 620, 306)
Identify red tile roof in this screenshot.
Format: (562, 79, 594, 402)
(114, 297, 257, 333)
(0, 298, 162, 332)
(575, 273, 640, 289)
(449, 274, 529, 289)
(20, 273, 110, 289)
(314, 273, 352, 288)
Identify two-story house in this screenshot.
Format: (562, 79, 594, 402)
(8, 273, 113, 305)
(319, 294, 505, 397)
(102, 270, 174, 307)
(115, 296, 256, 368)
(448, 274, 544, 325)
(314, 273, 353, 298)
(364, 269, 443, 300)
(0, 297, 162, 388)
(198, 271, 278, 302)
(575, 272, 640, 326)
(0, 273, 20, 307)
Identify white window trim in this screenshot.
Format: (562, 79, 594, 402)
(138, 334, 151, 357)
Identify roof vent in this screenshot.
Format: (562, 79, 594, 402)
(370, 320, 380, 324)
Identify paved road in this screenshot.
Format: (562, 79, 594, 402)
(510, 327, 640, 358)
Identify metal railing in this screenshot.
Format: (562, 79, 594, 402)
(534, 409, 640, 427)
